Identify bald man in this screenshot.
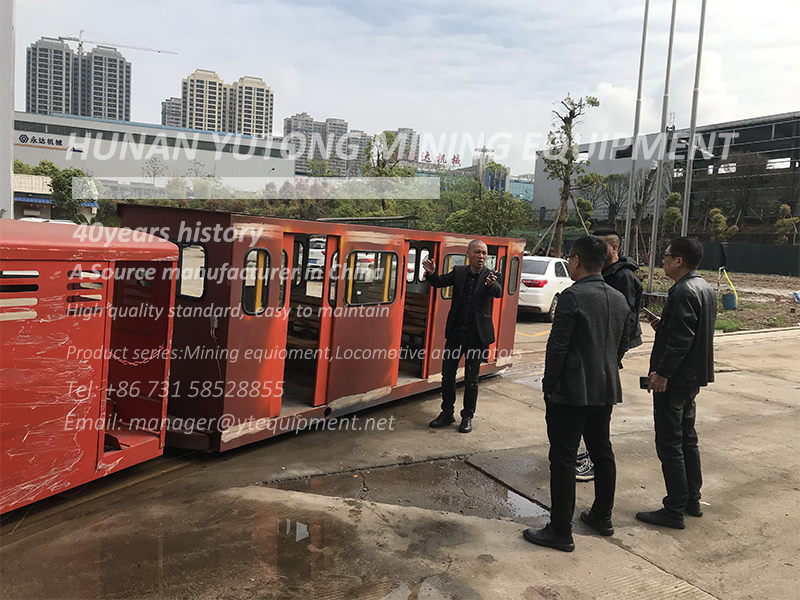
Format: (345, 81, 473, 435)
(422, 240, 502, 433)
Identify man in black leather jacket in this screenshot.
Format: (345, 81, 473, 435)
(523, 236, 631, 552)
(423, 240, 502, 434)
(637, 236, 716, 530)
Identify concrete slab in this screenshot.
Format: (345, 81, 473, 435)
(1, 327, 798, 599)
(0, 484, 720, 600)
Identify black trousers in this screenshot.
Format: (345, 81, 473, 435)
(545, 401, 616, 536)
(440, 328, 488, 419)
(653, 386, 702, 517)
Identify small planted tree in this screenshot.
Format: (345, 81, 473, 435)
(542, 94, 600, 256)
(709, 208, 738, 242)
(775, 204, 799, 244)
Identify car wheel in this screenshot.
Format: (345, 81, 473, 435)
(545, 294, 558, 322)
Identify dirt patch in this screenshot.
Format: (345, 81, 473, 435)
(640, 269, 800, 331)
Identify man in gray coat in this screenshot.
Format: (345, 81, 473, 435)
(523, 236, 631, 552)
(637, 236, 716, 529)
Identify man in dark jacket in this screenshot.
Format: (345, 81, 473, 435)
(523, 236, 631, 552)
(572, 229, 645, 482)
(594, 228, 643, 348)
(637, 236, 716, 529)
(422, 240, 502, 433)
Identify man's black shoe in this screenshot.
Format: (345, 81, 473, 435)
(429, 412, 455, 428)
(580, 509, 614, 536)
(458, 417, 472, 433)
(636, 508, 686, 529)
(684, 504, 704, 517)
(522, 524, 575, 552)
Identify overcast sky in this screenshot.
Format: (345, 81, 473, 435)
(14, 0, 800, 174)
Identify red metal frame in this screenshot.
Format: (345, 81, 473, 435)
(0, 220, 178, 514)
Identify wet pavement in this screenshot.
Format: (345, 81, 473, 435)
(268, 459, 549, 522)
(1, 323, 799, 599)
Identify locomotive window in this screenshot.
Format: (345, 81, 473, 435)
(440, 253, 466, 299)
(345, 251, 398, 306)
(508, 256, 520, 295)
(419, 248, 430, 282)
(292, 240, 305, 286)
(407, 248, 417, 283)
(329, 251, 339, 307)
(242, 248, 270, 315)
(176, 243, 206, 300)
(279, 250, 288, 309)
(498, 256, 506, 281)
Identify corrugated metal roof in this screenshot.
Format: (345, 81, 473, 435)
(12, 174, 51, 195)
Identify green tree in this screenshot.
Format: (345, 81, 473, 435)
(775, 204, 799, 244)
(709, 208, 738, 242)
(364, 131, 415, 177)
(49, 167, 89, 221)
(32, 160, 60, 178)
(143, 157, 167, 181)
(445, 190, 534, 237)
(307, 159, 336, 177)
(165, 177, 188, 199)
(574, 172, 606, 210)
(661, 192, 683, 234)
(542, 94, 600, 256)
(575, 197, 594, 225)
(13, 159, 33, 174)
(486, 161, 509, 191)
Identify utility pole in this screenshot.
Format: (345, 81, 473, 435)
(622, 0, 650, 256)
(647, 0, 678, 292)
(681, 0, 708, 236)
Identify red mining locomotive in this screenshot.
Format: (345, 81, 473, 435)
(0, 208, 523, 513)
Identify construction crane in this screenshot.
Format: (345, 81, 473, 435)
(59, 29, 177, 55)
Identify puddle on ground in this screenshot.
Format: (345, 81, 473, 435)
(268, 459, 549, 521)
(1, 490, 481, 600)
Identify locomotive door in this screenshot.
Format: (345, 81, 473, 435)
(325, 233, 405, 405)
(226, 229, 286, 421)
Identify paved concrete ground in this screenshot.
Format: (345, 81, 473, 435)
(1, 321, 798, 599)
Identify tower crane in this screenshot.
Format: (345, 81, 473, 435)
(59, 29, 177, 55)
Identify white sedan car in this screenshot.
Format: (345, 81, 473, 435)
(517, 256, 573, 322)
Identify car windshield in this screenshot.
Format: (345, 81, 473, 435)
(310, 240, 325, 249)
(522, 259, 548, 275)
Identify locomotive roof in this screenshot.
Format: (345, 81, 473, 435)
(0, 219, 179, 262)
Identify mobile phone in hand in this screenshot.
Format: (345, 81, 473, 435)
(639, 376, 651, 390)
(642, 307, 658, 322)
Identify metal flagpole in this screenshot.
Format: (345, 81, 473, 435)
(622, 0, 650, 256)
(681, 0, 708, 236)
(647, 0, 678, 293)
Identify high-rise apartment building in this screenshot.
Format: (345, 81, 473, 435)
(26, 38, 74, 116)
(181, 69, 225, 132)
(180, 70, 273, 137)
(283, 112, 349, 175)
(347, 129, 370, 173)
(161, 97, 181, 127)
(395, 127, 419, 162)
(85, 46, 131, 121)
(227, 76, 273, 138)
(25, 37, 131, 121)
(283, 112, 315, 174)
